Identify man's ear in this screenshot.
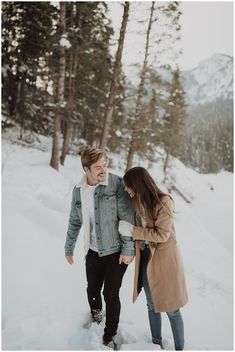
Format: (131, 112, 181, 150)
(83, 166, 89, 173)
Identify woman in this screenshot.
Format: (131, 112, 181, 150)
(118, 167, 188, 350)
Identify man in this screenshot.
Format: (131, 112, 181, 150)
(65, 147, 134, 350)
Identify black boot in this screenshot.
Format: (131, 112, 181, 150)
(91, 309, 103, 324)
(103, 334, 118, 350)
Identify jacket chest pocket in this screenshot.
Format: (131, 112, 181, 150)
(102, 193, 117, 216)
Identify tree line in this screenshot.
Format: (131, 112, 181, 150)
(180, 99, 233, 173)
(2, 1, 232, 175)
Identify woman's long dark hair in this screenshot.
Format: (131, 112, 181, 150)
(124, 167, 171, 225)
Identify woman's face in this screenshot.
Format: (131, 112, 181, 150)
(124, 184, 135, 198)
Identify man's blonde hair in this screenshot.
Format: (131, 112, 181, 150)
(79, 146, 106, 169)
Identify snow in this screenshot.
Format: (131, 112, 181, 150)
(60, 35, 71, 49)
(115, 130, 122, 138)
(2, 133, 233, 350)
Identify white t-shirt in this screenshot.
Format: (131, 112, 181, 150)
(87, 184, 98, 252)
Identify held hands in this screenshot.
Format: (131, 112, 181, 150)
(66, 253, 133, 266)
(118, 220, 134, 237)
(119, 255, 134, 265)
(66, 219, 134, 266)
(66, 256, 74, 265)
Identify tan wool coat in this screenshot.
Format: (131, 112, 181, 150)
(132, 195, 188, 313)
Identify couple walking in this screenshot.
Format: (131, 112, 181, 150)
(65, 147, 188, 350)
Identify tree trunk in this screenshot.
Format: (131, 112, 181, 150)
(60, 3, 80, 165)
(60, 43, 79, 165)
(99, 2, 129, 151)
(50, 2, 66, 170)
(60, 121, 73, 165)
(60, 42, 73, 165)
(18, 80, 25, 140)
(125, 2, 155, 171)
(10, 78, 19, 119)
(126, 137, 136, 171)
(15, 70, 26, 140)
(163, 150, 169, 183)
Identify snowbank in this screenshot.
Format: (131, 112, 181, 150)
(2, 135, 233, 350)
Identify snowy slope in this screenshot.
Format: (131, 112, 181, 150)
(182, 53, 233, 105)
(2, 138, 233, 350)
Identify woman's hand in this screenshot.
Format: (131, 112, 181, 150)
(118, 220, 134, 237)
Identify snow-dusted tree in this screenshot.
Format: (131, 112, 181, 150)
(125, 1, 183, 171)
(161, 68, 187, 182)
(78, 3, 114, 146)
(2, 2, 56, 135)
(60, 2, 114, 163)
(180, 99, 233, 173)
(47, 2, 114, 163)
(104, 70, 128, 153)
(99, 2, 129, 151)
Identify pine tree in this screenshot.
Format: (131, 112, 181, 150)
(104, 70, 127, 153)
(2, 2, 57, 135)
(68, 2, 114, 147)
(161, 68, 187, 181)
(180, 99, 233, 173)
(124, 1, 183, 171)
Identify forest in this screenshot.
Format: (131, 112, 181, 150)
(2, 1, 233, 175)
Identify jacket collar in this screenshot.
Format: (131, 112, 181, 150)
(76, 172, 109, 188)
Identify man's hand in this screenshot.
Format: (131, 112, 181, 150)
(119, 255, 134, 265)
(66, 256, 74, 265)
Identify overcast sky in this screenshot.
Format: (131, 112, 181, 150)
(179, 1, 233, 70)
(108, 1, 233, 74)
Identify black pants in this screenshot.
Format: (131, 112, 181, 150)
(85, 249, 127, 339)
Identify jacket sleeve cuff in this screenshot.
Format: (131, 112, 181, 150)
(121, 247, 135, 256)
(65, 250, 74, 256)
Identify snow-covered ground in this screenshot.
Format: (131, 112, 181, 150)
(2, 133, 233, 350)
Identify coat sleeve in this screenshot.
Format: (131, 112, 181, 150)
(64, 187, 82, 256)
(132, 196, 173, 244)
(116, 178, 135, 256)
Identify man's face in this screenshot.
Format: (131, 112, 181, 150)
(84, 156, 107, 185)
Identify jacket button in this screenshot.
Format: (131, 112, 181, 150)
(97, 236, 100, 240)
(96, 222, 98, 225)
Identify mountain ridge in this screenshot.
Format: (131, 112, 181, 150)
(182, 53, 233, 106)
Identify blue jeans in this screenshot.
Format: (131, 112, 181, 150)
(140, 247, 185, 350)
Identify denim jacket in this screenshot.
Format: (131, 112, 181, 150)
(65, 172, 135, 257)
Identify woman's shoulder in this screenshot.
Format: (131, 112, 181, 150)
(159, 194, 173, 204)
(158, 194, 174, 211)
